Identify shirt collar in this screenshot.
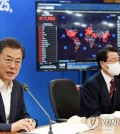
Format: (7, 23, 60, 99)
(0, 79, 13, 93)
(101, 70, 114, 85)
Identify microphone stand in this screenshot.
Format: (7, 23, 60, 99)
(27, 90, 53, 134)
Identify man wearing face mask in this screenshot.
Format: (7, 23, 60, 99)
(79, 46, 120, 117)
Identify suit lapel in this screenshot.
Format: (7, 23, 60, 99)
(0, 93, 6, 122)
(98, 72, 111, 106)
(111, 77, 119, 112)
(9, 87, 17, 123)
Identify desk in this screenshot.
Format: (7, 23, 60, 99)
(80, 125, 120, 134)
(31, 122, 120, 134)
(1, 122, 120, 134)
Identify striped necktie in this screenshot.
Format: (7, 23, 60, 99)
(110, 79, 114, 99)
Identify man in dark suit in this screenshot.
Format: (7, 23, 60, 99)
(0, 38, 36, 132)
(80, 46, 120, 117)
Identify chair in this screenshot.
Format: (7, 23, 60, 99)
(49, 79, 80, 122)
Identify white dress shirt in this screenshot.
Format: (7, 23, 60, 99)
(0, 79, 13, 123)
(101, 70, 114, 93)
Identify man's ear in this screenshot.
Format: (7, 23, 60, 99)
(100, 61, 104, 68)
(100, 61, 109, 70)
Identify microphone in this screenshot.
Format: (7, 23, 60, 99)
(22, 83, 53, 134)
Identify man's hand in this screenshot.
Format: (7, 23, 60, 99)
(11, 118, 36, 132)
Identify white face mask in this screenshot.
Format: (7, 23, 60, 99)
(106, 62, 120, 76)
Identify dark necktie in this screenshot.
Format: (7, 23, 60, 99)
(110, 79, 114, 99)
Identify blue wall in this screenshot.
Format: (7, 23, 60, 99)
(0, 0, 102, 126)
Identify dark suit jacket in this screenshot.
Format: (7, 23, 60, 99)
(0, 80, 30, 132)
(80, 71, 120, 117)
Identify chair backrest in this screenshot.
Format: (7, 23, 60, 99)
(49, 79, 80, 122)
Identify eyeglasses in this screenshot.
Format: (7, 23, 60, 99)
(4, 58, 22, 66)
(106, 57, 120, 64)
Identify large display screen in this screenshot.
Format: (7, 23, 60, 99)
(36, 2, 120, 71)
